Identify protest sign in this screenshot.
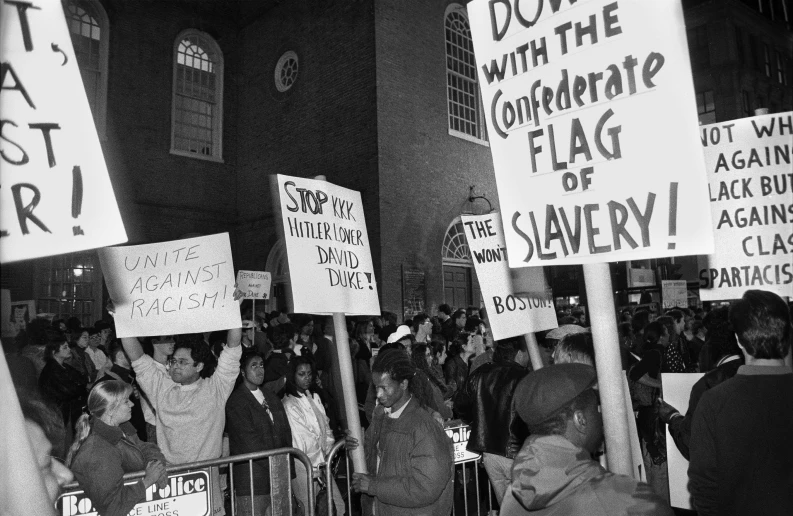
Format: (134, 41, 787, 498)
(98, 233, 241, 338)
(58, 470, 211, 516)
(276, 174, 380, 315)
(0, 0, 127, 263)
(236, 270, 272, 300)
(662, 372, 704, 509)
(445, 423, 481, 464)
(461, 213, 557, 340)
(661, 279, 688, 309)
(468, 0, 713, 267)
(697, 112, 793, 300)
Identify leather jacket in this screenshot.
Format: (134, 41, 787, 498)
(454, 360, 529, 458)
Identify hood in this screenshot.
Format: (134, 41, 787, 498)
(510, 434, 604, 510)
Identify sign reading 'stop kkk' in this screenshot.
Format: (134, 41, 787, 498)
(1, 0, 127, 263)
(468, 0, 714, 266)
(277, 174, 380, 315)
(698, 112, 793, 301)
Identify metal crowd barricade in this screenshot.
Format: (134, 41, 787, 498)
(57, 447, 314, 516)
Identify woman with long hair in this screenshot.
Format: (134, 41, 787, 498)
(411, 343, 453, 419)
(66, 381, 167, 516)
(443, 331, 474, 395)
(39, 335, 89, 434)
(282, 356, 344, 514)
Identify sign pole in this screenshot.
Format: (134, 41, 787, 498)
(583, 262, 632, 476)
(523, 332, 544, 370)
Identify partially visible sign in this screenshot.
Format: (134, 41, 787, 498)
(0, 0, 127, 263)
(445, 423, 480, 464)
(662, 280, 688, 309)
(57, 470, 211, 516)
(663, 372, 704, 509)
(236, 270, 272, 300)
(276, 175, 380, 315)
(99, 233, 241, 338)
(468, 0, 714, 266)
(461, 213, 557, 341)
(697, 113, 793, 300)
(402, 266, 426, 319)
(2, 299, 36, 338)
(629, 268, 656, 288)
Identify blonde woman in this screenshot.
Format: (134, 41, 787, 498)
(66, 381, 167, 516)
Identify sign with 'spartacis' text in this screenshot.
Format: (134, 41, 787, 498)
(1, 0, 127, 263)
(697, 113, 793, 301)
(468, 0, 714, 267)
(461, 213, 557, 340)
(99, 233, 242, 338)
(58, 470, 211, 516)
(236, 270, 272, 300)
(277, 175, 380, 315)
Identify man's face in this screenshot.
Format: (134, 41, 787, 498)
(456, 314, 467, 328)
(76, 331, 89, 349)
(26, 421, 73, 504)
(373, 372, 409, 409)
(169, 348, 202, 385)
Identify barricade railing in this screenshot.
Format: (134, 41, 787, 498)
(58, 447, 314, 516)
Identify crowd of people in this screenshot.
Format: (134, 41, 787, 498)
(4, 290, 792, 515)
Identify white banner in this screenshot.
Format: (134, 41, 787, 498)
(697, 112, 793, 300)
(1, 0, 127, 262)
(468, 0, 714, 267)
(461, 213, 557, 340)
(236, 270, 272, 300)
(99, 233, 241, 338)
(276, 175, 380, 315)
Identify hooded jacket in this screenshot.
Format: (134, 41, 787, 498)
(500, 435, 672, 516)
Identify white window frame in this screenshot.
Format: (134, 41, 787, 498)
(170, 29, 224, 162)
(444, 4, 488, 146)
(64, 0, 109, 140)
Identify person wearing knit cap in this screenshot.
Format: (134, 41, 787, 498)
(500, 364, 672, 516)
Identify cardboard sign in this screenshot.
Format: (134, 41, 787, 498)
(661, 280, 688, 309)
(461, 213, 557, 340)
(662, 372, 704, 509)
(697, 112, 793, 301)
(468, 0, 713, 266)
(58, 470, 211, 516)
(0, 0, 127, 263)
(236, 270, 272, 300)
(276, 175, 380, 315)
(445, 423, 481, 464)
(98, 233, 242, 338)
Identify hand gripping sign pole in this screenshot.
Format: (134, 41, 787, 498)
(583, 263, 633, 476)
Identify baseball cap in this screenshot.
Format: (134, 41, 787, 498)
(386, 325, 412, 344)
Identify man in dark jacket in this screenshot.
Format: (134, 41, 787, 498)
(454, 338, 529, 503)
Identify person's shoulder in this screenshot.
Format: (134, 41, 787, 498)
(588, 473, 674, 515)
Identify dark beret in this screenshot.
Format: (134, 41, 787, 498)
(514, 363, 597, 426)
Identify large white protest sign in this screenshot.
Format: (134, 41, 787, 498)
(1, 0, 127, 263)
(276, 175, 380, 315)
(461, 213, 556, 340)
(99, 233, 241, 338)
(468, 0, 713, 267)
(662, 372, 704, 509)
(236, 270, 272, 300)
(697, 112, 793, 300)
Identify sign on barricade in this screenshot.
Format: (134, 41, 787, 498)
(276, 174, 380, 315)
(236, 270, 272, 300)
(468, 0, 714, 266)
(57, 470, 211, 516)
(99, 233, 241, 338)
(697, 112, 793, 300)
(461, 213, 557, 340)
(445, 423, 481, 464)
(0, 0, 127, 263)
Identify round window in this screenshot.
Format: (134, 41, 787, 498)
(274, 51, 299, 92)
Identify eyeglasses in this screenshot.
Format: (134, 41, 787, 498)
(248, 363, 265, 370)
(168, 358, 195, 367)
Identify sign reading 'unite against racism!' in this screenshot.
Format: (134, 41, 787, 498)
(468, 0, 714, 267)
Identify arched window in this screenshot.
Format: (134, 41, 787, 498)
(64, 0, 109, 139)
(264, 240, 292, 313)
(171, 30, 223, 161)
(445, 4, 487, 144)
(441, 218, 481, 309)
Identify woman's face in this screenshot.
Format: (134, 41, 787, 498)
(243, 356, 265, 387)
(365, 321, 374, 334)
(56, 342, 71, 361)
(113, 394, 134, 425)
(301, 321, 314, 337)
(76, 331, 89, 349)
(295, 363, 313, 392)
(456, 314, 467, 328)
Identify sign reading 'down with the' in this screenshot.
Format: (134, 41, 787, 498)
(461, 213, 557, 340)
(0, 0, 127, 263)
(697, 113, 793, 301)
(236, 270, 272, 300)
(277, 175, 380, 315)
(661, 279, 688, 309)
(99, 233, 242, 338)
(468, 0, 713, 267)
